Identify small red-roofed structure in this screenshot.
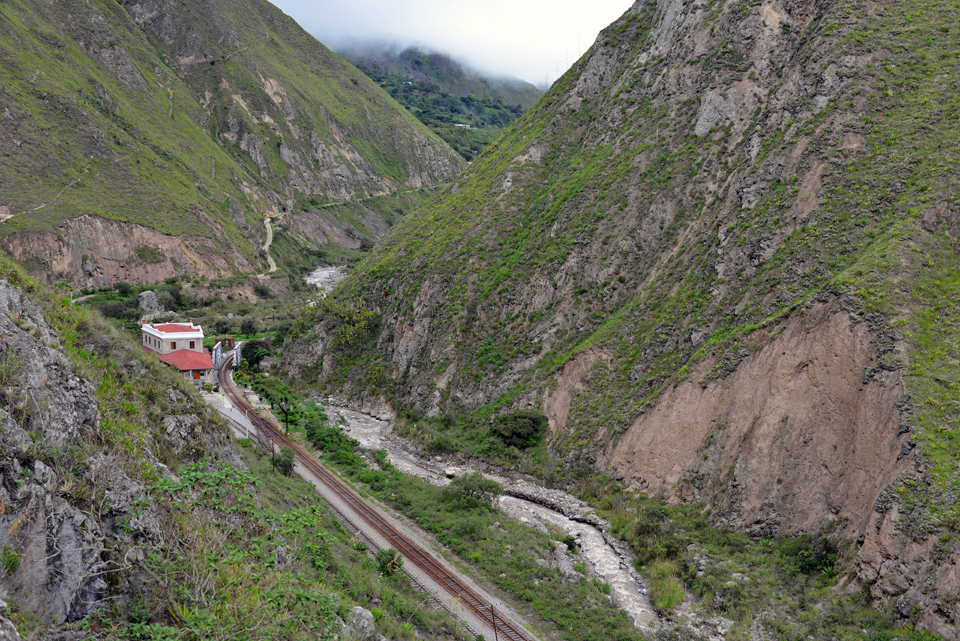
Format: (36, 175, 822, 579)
(141, 320, 214, 384)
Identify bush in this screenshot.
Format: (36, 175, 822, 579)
(441, 472, 501, 511)
(243, 339, 270, 369)
(426, 434, 456, 454)
(240, 318, 257, 336)
(1, 545, 19, 575)
(375, 548, 403, 576)
(649, 560, 684, 614)
(214, 319, 233, 335)
(490, 411, 547, 449)
(275, 447, 295, 476)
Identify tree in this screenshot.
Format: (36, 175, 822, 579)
(375, 548, 403, 576)
(441, 472, 501, 511)
(275, 447, 295, 476)
(490, 411, 547, 450)
(214, 319, 233, 335)
(240, 318, 257, 336)
(243, 339, 270, 369)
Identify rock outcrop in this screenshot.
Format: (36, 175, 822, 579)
(0, 274, 229, 626)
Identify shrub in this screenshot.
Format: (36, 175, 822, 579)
(441, 472, 501, 511)
(490, 411, 547, 449)
(426, 434, 456, 454)
(214, 319, 233, 335)
(243, 339, 270, 369)
(240, 318, 257, 336)
(275, 447, 295, 476)
(376, 548, 403, 576)
(1, 545, 19, 575)
(649, 560, 684, 614)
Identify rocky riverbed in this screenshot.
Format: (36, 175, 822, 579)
(321, 398, 660, 629)
(306, 265, 346, 297)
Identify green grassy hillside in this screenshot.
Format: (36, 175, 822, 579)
(295, 0, 960, 634)
(0, 0, 463, 282)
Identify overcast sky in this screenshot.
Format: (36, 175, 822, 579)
(268, 0, 636, 87)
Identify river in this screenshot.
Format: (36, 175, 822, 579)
(322, 400, 660, 629)
(305, 265, 346, 296)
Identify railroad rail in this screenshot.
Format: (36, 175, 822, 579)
(217, 356, 536, 641)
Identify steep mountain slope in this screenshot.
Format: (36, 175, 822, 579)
(0, 0, 463, 287)
(294, 0, 960, 634)
(340, 45, 541, 160)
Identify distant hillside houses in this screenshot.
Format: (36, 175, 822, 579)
(141, 321, 214, 384)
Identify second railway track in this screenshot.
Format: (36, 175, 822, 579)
(217, 357, 537, 641)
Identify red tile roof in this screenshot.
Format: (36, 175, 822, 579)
(151, 323, 199, 333)
(144, 347, 214, 371)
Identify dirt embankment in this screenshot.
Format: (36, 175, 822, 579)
(2, 214, 258, 288)
(604, 301, 908, 538)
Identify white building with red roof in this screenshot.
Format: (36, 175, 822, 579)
(141, 320, 215, 384)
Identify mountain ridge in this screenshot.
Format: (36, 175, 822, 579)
(292, 0, 960, 634)
(0, 0, 463, 287)
(338, 44, 542, 160)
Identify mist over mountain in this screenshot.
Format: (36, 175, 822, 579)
(338, 42, 542, 160)
(0, 0, 463, 288)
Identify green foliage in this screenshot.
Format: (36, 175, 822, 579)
(648, 560, 683, 614)
(243, 339, 270, 369)
(342, 47, 539, 161)
(240, 318, 258, 336)
(441, 472, 501, 511)
(375, 548, 403, 576)
(276, 447, 295, 476)
(1, 545, 20, 575)
(490, 411, 547, 449)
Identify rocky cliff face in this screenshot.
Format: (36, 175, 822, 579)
(300, 0, 960, 633)
(0, 0, 463, 286)
(0, 268, 235, 628)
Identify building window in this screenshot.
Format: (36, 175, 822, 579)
(190, 341, 195, 350)
(171, 342, 177, 350)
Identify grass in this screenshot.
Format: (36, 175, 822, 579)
(648, 561, 683, 614)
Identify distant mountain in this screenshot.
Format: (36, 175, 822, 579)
(0, 0, 463, 288)
(338, 45, 542, 160)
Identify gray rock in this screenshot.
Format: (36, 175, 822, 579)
(896, 587, 923, 618)
(342, 606, 377, 641)
(0, 600, 21, 641)
(137, 290, 163, 312)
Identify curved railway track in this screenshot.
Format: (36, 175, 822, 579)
(217, 357, 537, 641)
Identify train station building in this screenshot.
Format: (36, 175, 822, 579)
(140, 320, 215, 385)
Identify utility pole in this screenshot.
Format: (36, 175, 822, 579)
(490, 605, 499, 641)
(278, 400, 290, 434)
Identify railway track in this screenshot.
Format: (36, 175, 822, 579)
(217, 357, 536, 641)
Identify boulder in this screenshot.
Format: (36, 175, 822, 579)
(341, 606, 376, 641)
(137, 290, 163, 312)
